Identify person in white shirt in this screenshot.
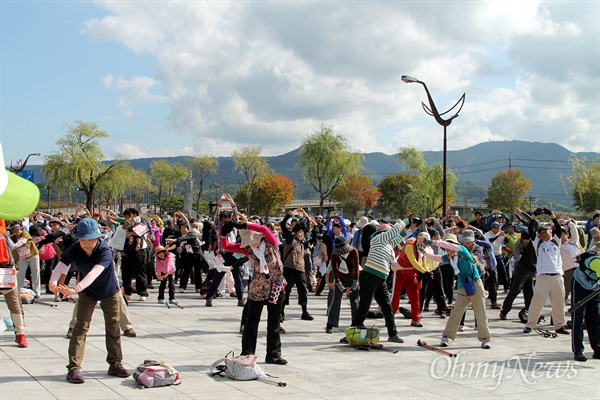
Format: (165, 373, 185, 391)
(523, 207, 569, 335)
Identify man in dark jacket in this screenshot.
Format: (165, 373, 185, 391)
(500, 231, 537, 321)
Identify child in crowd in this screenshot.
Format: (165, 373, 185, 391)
(154, 245, 176, 304)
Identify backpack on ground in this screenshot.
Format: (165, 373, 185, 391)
(342, 325, 380, 346)
(133, 359, 181, 388)
(211, 352, 286, 387)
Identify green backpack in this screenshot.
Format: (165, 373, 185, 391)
(344, 325, 380, 346)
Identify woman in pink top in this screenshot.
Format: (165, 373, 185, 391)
(219, 221, 288, 365)
(154, 246, 176, 304)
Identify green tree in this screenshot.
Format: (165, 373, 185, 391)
(41, 120, 128, 210)
(232, 146, 270, 214)
(396, 146, 457, 216)
(234, 174, 294, 220)
(376, 173, 416, 217)
(562, 156, 600, 213)
(150, 160, 188, 207)
(297, 124, 363, 215)
(485, 169, 532, 213)
(331, 174, 380, 219)
(159, 195, 184, 215)
(187, 154, 219, 214)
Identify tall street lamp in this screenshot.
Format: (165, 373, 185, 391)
(10, 153, 41, 173)
(402, 75, 465, 216)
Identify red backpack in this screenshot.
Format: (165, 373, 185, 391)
(0, 233, 13, 267)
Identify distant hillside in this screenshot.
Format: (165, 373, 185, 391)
(25, 140, 598, 211)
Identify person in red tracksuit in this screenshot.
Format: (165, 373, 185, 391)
(391, 232, 432, 327)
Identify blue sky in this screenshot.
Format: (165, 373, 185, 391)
(1, 1, 599, 166)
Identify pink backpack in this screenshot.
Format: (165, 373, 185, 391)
(133, 360, 181, 388)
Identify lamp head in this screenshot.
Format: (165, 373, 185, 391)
(401, 75, 420, 83)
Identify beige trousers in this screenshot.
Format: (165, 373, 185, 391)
(525, 274, 565, 330)
(442, 278, 491, 342)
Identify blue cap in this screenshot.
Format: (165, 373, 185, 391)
(73, 218, 102, 239)
(491, 222, 501, 228)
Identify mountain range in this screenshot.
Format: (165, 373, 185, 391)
(24, 140, 598, 211)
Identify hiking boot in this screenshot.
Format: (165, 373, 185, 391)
(410, 321, 423, 327)
(388, 335, 404, 343)
(66, 368, 85, 384)
(107, 363, 130, 378)
(66, 328, 73, 339)
(206, 298, 213, 307)
(499, 311, 507, 320)
(523, 327, 532, 333)
(265, 356, 288, 365)
(574, 352, 587, 362)
(440, 336, 449, 347)
(490, 302, 501, 310)
(15, 334, 28, 348)
(481, 339, 491, 349)
(123, 328, 137, 337)
(237, 299, 246, 307)
(301, 312, 314, 321)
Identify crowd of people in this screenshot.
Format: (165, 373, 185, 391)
(2, 192, 600, 383)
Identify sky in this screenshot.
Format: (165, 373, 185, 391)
(1, 0, 599, 166)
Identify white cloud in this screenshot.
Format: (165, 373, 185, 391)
(83, 1, 599, 156)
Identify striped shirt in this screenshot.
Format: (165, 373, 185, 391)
(363, 222, 405, 279)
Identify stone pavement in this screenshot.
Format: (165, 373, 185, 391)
(1, 289, 599, 400)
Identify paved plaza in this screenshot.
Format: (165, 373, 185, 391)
(1, 289, 599, 399)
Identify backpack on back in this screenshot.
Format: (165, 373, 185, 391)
(0, 233, 17, 290)
(0, 233, 13, 267)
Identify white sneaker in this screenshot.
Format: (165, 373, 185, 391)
(54, 296, 61, 302)
(178, 288, 185, 293)
(481, 339, 491, 349)
(139, 295, 148, 302)
(440, 336, 449, 347)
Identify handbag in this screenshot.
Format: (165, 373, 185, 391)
(463, 276, 476, 297)
(457, 252, 477, 297)
(211, 352, 286, 386)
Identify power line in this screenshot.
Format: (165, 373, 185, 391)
(512, 165, 571, 170)
(452, 159, 506, 169)
(456, 166, 508, 175)
(511, 158, 571, 163)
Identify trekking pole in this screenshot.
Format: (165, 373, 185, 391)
(32, 299, 58, 308)
(417, 340, 457, 357)
(567, 285, 600, 313)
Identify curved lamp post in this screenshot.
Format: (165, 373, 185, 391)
(402, 75, 465, 216)
(10, 153, 41, 173)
